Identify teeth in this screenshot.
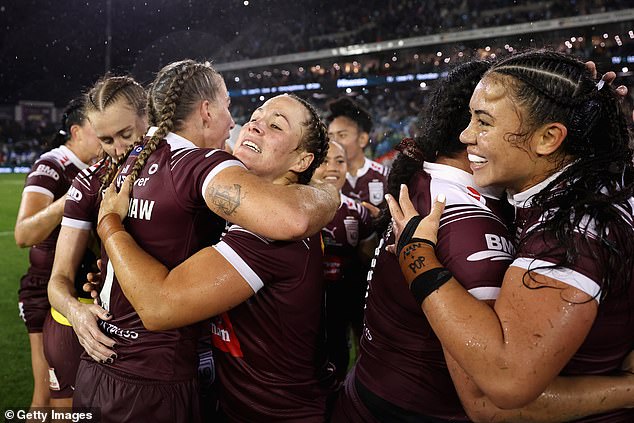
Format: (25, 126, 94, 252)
(468, 153, 487, 164)
(242, 140, 261, 153)
(324, 176, 338, 181)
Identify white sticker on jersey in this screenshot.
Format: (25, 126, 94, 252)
(368, 181, 384, 206)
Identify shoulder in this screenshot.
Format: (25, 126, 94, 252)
(368, 159, 389, 177)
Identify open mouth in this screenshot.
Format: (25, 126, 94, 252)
(242, 140, 261, 153)
(323, 175, 339, 181)
(468, 153, 488, 165)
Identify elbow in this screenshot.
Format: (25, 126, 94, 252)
(137, 306, 174, 331)
(14, 230, 31, 248)
(479, 380, 541, 410)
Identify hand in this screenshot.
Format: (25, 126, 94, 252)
(361, 201, 381, 219)
(83, 258, 103, 304)
(384, 184, 446, 254)
(66, 299, 116, 363)
(585, 60, 628, 97)
(98, 175, 132, 224)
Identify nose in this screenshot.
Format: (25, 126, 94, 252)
(247, 120, 263, 134)
(459, 122, 475, 146)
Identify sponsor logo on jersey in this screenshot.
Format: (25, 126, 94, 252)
(99, 320, 139, 339)
(466, 186, 481, 202)
(30, 164, 60, 180)
(467, 233, 515, 261)
(67, 185, 83, 202)
(368, 180, 384, 206)
(148, 163, 158, 175)
(321, 226, 337, 241)
(344, 217, 359, 246)
(127, 198, 155, 221)
(211, 313, 243, 358)
(130, 146, 143, 156)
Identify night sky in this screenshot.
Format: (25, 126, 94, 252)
(0, 0, 314, 106)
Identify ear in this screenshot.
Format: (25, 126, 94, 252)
(290, 151, 315, 174)
(69, 124, 81, 140)
(534, 122, 567, 156)
(358, 132, 370, 149)
(199, 100, 212, 128)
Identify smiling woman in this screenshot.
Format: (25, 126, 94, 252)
(388, 50, 634, 422)
(94, 93, 337, 421)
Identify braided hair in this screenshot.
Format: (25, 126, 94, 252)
(287, 94, 329, 184)
(46, 96, 89, 150)
(115, 59, 225, 187)
(488, 49, 634, 300)
(84, 75, 147, 189)
(376, 60, 492, 232)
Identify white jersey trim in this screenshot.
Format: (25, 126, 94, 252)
(213, 241, 264, 293)
(23, 185, 54, 198)
(61, 217, 92, 230)
(59, 145, 89, 170)
(201, 159, 246, 199)
(511, 258, 601, 303)
(467, 286, 500, 301)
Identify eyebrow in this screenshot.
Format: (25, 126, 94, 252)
(474, 109, 495, 121)
(255, 108, 291, 127)
(98, 125, 133, 140)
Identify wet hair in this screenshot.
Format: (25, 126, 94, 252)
(327, 96, 373, 134)
(46, 96, 89, 150)
(376, 60, 492, 232)
(488, 49, 634, 301)
(84, 75, 147, 188)
(287, 94, 329, 184)
(119, 59, 226, 186)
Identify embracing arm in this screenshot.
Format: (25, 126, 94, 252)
(446, 347, 634, 422)
(99, 220, 254, 330)
(48, 226, 115, 362)
(15, 192, 65, 247)
(205, 166, 339, 240)
(387, 186, 597, 409)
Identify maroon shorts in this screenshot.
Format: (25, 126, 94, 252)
(43, 311, 84, 398)
(18, 272, 50, 333)
(330, 368, 380, 423)
(73, 360, 201, 423)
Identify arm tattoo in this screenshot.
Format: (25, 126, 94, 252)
(208, 184, 241, 216)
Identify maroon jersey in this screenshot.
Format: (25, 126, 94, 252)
(322, 193, 373, 282)
(210, 226, 334, 421)
(22, 145, 90, 276)
(354, 162, 513, 419)
(64, 130, 244, 381)
(342, 157, 388, 206)
(509, 174, 634, 422)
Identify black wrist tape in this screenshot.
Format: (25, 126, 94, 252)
(410, 267, 453, 307)
(396, 215, 423, 255)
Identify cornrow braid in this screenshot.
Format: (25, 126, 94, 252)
(288, 94, 329, 185)
(127, 63, 201, 185)
(86, 75, 148, 189)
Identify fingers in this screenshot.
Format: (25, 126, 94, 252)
(600, 70, 616, 84)
(120, 174, 133, 196)
(361, 201, 381, 218)
(397, 185, 418, 218)
(385, 193, 403, 222)
(72, 306, 117, 363)
(616, 85, 628, 97)
(585, 61, 597, 79)
(428, 194, 447, 222)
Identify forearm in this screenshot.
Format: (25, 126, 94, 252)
(101, 229, 170, 322)
(459, 372, 634, 422)
(15, 196, 65, 247)
(48, 275, 80, 317)
(206, 168, 339, 240)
